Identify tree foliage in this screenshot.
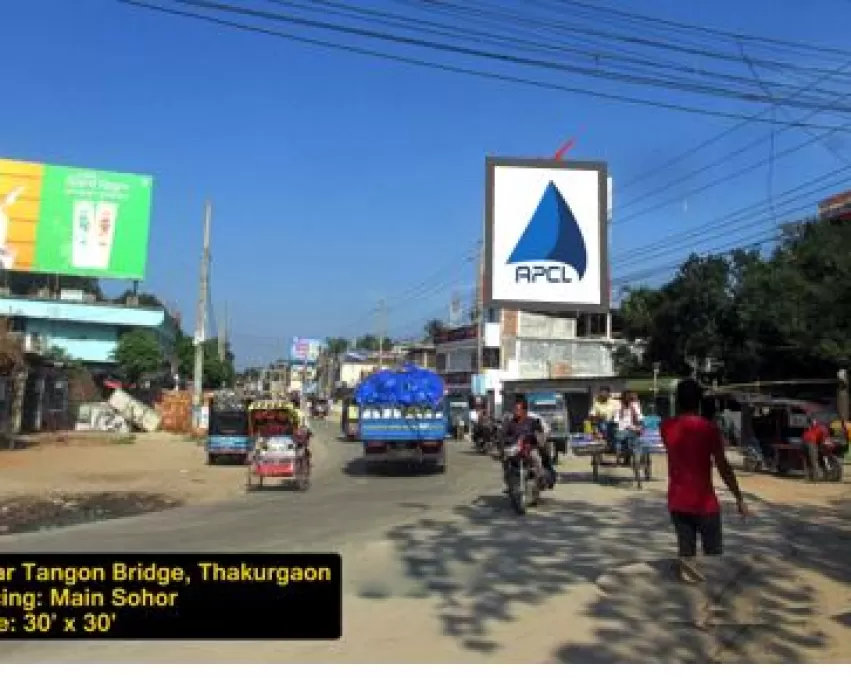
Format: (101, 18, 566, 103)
(355, 334, 393, 351)
(113, 329, 164, 384)
(174, 331, 235, 388)
(325, 337, 349, 355)
(617, 217, 851, 381)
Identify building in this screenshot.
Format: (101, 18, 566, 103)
(0, 292, 179, 370)
(818, 190, 851, 220)
(434, 308, 623, 413)
(403, 343, 436, 369)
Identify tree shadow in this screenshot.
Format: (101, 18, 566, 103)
(377, 488, 851, 662)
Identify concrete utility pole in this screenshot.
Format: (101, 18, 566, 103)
(377, 299, 386, 370)
(475, 238, 484, 378)
(218, 302, 227, 362)
(192, 201, 212, 410)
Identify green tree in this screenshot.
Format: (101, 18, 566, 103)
(112, 329, 164, 384)
(325, 337, 349, 356)
(355, 334, 393, 351)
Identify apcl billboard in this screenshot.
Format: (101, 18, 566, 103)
(483, 158, 609, 313)
(0, 158, 153, 279)
(290, 337, 323, 363)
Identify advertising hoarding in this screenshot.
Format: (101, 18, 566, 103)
(290, 337, 323, 363)
(483, 158, 609, 313)
(0, 158, 153, 279)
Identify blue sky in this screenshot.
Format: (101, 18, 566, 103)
(2, 0, 850, 367)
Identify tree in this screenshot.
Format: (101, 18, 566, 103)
(424, 318, 447, 342)
(112, 329, 164, 384)
(616, 215, 851, 383)
(325, 337, 349, 356)
(174, 330, 235, 388)
(355, 334, 393, 351)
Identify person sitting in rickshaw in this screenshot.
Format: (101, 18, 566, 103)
(614, 391, 644, 465)
(589, 386, 618, 450)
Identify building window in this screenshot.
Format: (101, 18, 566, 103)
(483, 347, 500, 369)
(436, 353, 447, 372)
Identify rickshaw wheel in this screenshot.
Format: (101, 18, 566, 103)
(824, 456, 843, 482)
(591, 452, 600, 483)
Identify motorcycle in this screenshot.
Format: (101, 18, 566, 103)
(473, 420, 498, 455)
(503, 437, 555, 515)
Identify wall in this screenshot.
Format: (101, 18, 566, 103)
(515, 338, 616, 379)
(339, 361, 377, 387)
(26, 318, 118, 363)
(0, 297, 177, 364)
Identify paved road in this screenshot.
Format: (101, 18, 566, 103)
(0, 425, 815, 662)
(0, 421, 497, 554)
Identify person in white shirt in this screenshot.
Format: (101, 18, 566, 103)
(614, 391, 643, 464)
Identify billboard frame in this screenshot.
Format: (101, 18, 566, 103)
(483, 157, 609, 314)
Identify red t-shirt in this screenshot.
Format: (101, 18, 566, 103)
(661, 414, 722, 515)
(801, 422, 828, 445)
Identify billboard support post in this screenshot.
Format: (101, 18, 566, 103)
(193, 201, 212, 410)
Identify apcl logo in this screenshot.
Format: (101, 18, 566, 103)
(507, 181, 587, 284)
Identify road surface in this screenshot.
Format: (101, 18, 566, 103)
(0, 422, 844, 662)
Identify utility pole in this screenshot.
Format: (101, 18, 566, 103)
(218, 302, 227, 362)
(193, 201, 212, 410)
(475, 238, 484, 381)
(377, 299, 386, 370)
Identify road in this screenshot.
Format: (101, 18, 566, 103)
(0, 422, 844, 662)
(0, 420, 496, 554)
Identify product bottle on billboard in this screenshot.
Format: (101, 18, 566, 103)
(93, 202, 118, 269)
(72, 201, 95, 268)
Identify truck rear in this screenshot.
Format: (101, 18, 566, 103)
(360, 405, 447, 471)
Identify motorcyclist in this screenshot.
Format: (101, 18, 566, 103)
(501, 396, 556, 487)
(472, 402, 494, 447)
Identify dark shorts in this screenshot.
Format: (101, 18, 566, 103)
(670, 511, 722, 558)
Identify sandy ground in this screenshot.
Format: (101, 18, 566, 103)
(0, 432, 248, 505)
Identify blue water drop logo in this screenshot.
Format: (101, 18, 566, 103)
(507, 181, 588, 279)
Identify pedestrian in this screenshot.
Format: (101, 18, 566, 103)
(660, 378, 748, 584)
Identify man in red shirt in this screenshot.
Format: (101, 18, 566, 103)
(801, 415, 830, 481)
(661, 379, 748, 583)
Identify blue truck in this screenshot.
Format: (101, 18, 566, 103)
(206, 394, 252, 464)
(355, 366, 448, 472)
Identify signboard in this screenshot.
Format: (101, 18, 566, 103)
(290, 337, 323, 363)
(484, 158, 609, 312)
(0, 158, 153, 279)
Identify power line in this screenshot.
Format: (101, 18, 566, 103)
(611, 165, 851, 263)
(119, 0, 851, 130)
(541, 0, 851, 60)
(272, 0, 851, 102)
(159, 0, 851, 113)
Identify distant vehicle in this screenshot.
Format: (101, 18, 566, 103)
(206, 395, 251, 465)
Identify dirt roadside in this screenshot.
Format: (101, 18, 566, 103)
(0, 432, 250, 533)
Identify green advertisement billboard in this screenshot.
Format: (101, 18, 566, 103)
(0, 158, 153, 280)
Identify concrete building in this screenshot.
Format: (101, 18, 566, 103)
(0, 294, 179, 369)
(403, 343, 437, 369)
(434, 309, 623, 413)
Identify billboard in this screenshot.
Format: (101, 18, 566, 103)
(290, 337, 323, 363)
(483, 158, 609, 313)
(0, 158, 153, 279)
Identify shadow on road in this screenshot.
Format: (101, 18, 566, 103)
(343, 457, 445, 479)
(376, 487, 851, 662)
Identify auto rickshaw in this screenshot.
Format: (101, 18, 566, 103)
(245, 399, 311, 490)
(717, 393, 847, 482)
